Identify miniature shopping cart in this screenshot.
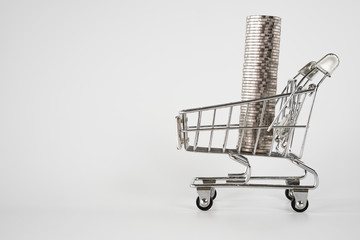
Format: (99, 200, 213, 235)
(175, 53, 339, 212)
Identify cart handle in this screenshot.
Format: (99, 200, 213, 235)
(268, 53, 340, 131)
(316, 53, 340, 77)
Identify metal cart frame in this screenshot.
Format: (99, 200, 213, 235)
(176, 54, 339, 212)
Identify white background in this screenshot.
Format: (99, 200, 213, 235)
(1, 0, 359, 239)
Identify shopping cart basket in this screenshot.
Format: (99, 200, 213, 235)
(175, 53, 339, 212)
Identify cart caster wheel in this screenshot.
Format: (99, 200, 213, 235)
(285, 189, 294, 200)
(291, 199, 309, 212)
(196, 197, 213, 211)
(211, 190, 217, 200)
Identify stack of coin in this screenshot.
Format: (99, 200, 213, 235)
(238, 15, 281, 154)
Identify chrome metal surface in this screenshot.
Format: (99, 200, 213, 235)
(196, 187, 212, 207)
(176, 116, 183, 150)
(175, 15, 339, 212)
(292, 189, 309, 210)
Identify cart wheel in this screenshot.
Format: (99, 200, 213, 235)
(196, 197, 213, 211)
(291, 199, 309, 212)
(285, 189, 294, 200)
(211, 190, 217, 200)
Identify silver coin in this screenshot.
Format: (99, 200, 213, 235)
(243, 75, 278, 77)
(244, 40, 281, 44)
(246, 29, 281, 33)
(243, 72, 277, 76)
(242, 76, 278, 78)
(243, 65, 279, 67)
(244, 47, 280, 50)
(242, 69, 278, 72)
(244, 52, 280, 56)
(245, 34, 281, 37)
(241, 92, 277, 96)
(247, 15, 281, 18)
(242, 70, 279, 73)
(246, 24, 281, 27)
(244, 62, 279, 65)
(242, 81, 277, 83)
(246, 26, 281, 30)
(246, 27, 281, 32)
(242, 90, 277, 93)
(243, 59, 279, 62)
(243, 56, 279, 58)
(243, 63, 279, 66)
(241, 107, 275, 110)
(247, 16, 281, 20)
(244, 44, 280, 47)
(242, 77, 278, 79)
(241, 95, 276, 98)
(246, 27, 281, 31)
(242, 86, 277, 89)
(244, 52, 280, 54)
(245, 33, 280, 37)
(244, 46, 280, 49)
(243, 52, 280, 55)
(246, 21, 281, 25)
(241, 113, 275, 117)
(242, 81, 278, 84)
(242, 71, 278, 74)
(247, 17, 281, 21)
(244, 43, 280, 46)
(246, 34, 280, 37)
(246, 28, 281, 32)
(241, 87, 277, 91)
(243, 55, 279, 58)
(244, 48, 280, 51)
(242, 78, 278, 81)
(242, 85, 277, 88)
(242, 75, 278, 78)
(243, 69, 278, 72)
(246, 29, 280, 32)
(245, 40, 280, 43)
(243, 58, 279, 60)
(246, 20, 281, 23)
(243, 62, 279, 66)
(245, 38, 280, 41)
(241, 96, 276, 100)
(243, 57, 279, 60)
(242, 76, 278, 79)
(245, 39, 281, 43)
(245, 46, 280, 49)
(245, 41, 280, 45)
(244, 55, 280, 57)
(245, 33, 281, 37)
(241, 94, 276, 98)
(243, 60, 279, 65)
(245, 39, 280, 41)
(241, 85, 275, 88)
(245, 34, 280, 36)
(243, 65, 279, 68)
(244, 54, 280, 58)
(241, 93, 276, 96)
(243, 58, 279, 61)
